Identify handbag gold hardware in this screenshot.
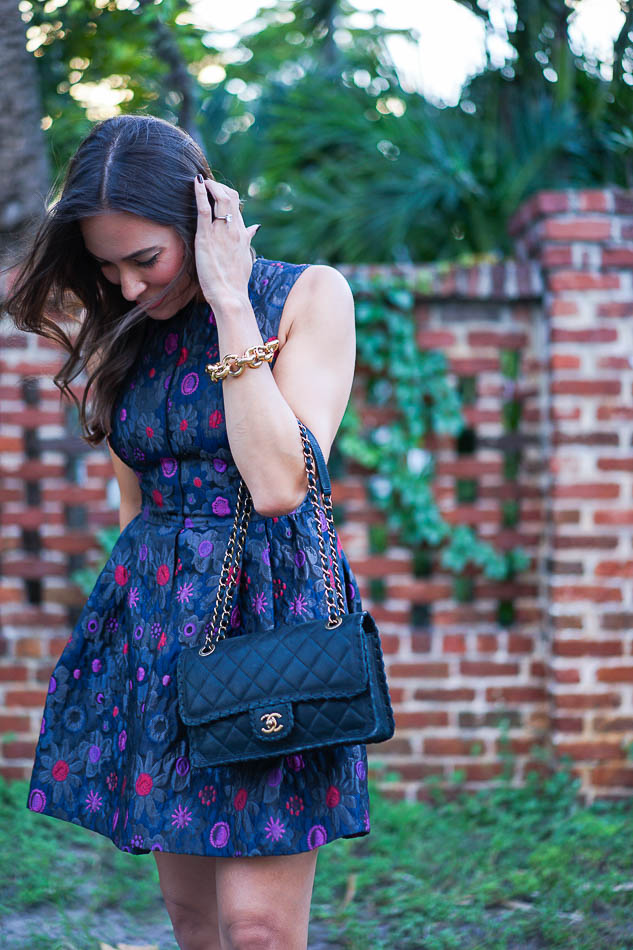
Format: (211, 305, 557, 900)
(197, 420, 346, 658)
(260, 712, 284, 734)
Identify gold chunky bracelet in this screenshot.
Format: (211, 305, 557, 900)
(205, 338, 279, 382)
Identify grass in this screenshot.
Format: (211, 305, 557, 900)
(2, 757, 633, 949)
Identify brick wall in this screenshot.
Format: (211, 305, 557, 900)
(1, 187, 631, 803)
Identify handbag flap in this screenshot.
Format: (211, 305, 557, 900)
(177, 611, 369, 727)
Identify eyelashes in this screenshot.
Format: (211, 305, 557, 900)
(95, 253, 160, 269)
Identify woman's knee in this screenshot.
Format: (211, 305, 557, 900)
(163, 894, 219, 950)
(221, 912, 290, 950)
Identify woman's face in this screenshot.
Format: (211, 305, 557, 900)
(80, 211, 200, 319)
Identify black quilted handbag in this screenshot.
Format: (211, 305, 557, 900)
(176, 418, 395, 768)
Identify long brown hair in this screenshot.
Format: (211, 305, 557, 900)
(3, 114, 214, 446)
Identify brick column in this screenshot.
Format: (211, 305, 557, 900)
(509, 188, 633, 800)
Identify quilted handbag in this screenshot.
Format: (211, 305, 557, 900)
(176, 418, 395, 767)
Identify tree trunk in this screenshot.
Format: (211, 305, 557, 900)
(0, 0, 50, 261)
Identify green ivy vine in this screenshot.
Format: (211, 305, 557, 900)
(336, 271, 530, 604)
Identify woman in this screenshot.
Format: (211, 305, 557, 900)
(5, 113, 369, 950)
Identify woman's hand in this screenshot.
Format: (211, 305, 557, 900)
(193, 176, 259, 314)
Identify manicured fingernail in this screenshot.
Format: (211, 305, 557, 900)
(196, 173, 204, 183)
(255, 224, 262, 233)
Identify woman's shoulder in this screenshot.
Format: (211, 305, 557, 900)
(252, 256, 350, 299)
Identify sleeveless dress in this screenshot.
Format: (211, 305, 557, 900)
(25, 257, 371, 857)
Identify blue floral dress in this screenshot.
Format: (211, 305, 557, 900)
(25, 257, 371, 856)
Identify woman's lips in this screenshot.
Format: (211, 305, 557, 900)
(138, 290, 168, 310)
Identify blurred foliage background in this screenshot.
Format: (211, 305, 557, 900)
(4, 0, 633, 264)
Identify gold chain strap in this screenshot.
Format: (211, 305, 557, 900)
(206, 338, 279, 382)
(198, 420, 344, 657)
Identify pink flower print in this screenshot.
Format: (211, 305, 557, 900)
(198, 784, 217, 805)
(363, 809, 370, 831)
(180, 418, 188, 432)
(157, 631, 167, 650)
(149, 367, 156, 378)
(127, 586, 140, 608)
(181, 371, 199, 395)
(120, 408, 127, 421)
(251, 590, 268, 615)
(146, 424, 154, 438)
(285, 795, 304, 816)
(85, 789, 103, 813)
(156, 563, 171, 586)
(177, 346, 188, 366)
(212, 496, 230, 517)
(164, 331, 179, 355)
(176, 580, 194, 604)
(289, 593, 309, 617)
(171, 804, 193, 829)
(114, 564, 129, 586)
(326, 785, 340, 807)
(152, 488, 164, 508)
(265, 816, 286, 842)
(106, 771, 118, 791)
(230, 604, 241, 628)
(130, 833, 144, 849)
(273, 578, 286, 600)
(194, 476, 202, 487)
(209, 410, 223, 428)
(135, 772, 153, 796)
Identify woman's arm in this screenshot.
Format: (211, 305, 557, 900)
(214, 263, 356, 518)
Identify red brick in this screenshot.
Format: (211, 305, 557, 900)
(578, 191, 611, 213)
(554, 640, 623, 657)
(554, 693, 620, 709)
(442, 635, 466, 653)
(596, 561, 633, 577)
(542, 218, 612, 241)
(4, 689, 47, 707)
(2, 739, 37, 759)
(0, 665, 29, 682)
(486, 686, 547, 702)
(416, 330, 456, 348)
(595, 511, 633, 526)
(553, 716, 583, 732)
(542, 245, 573, 268)
(508, 635, 535, 652)
(424, 737, 480, 756)
(550, 354, 581, 370)
(394, 711, 449, 729)
(551, 328, 618, 344)
(0, 714, 31, 732)
(552, 380, 621, 397)
(552, 586, 621, 603)
(462, 762, 506, 781)
(554, 483, 620, 500)
(597, 301, 633, 317)
(591, 766, 633, 786)
(557, 742, 621, 761)
(414, 688, 475, 701)
(554, 668, 581, 683)
(388, 662, 449, 678)
(602, 248, 633, 267)
(597, 458, 633, 471)
(467, 331, 527, 348)
(476, 634, 498, 652)
(459, 661, 519, 676)
(596, 667, 633, 683)
(548, 271, 621, 291)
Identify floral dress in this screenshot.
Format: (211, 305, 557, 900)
(25, 257, 371, 856)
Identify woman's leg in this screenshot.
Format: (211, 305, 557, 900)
(153, 851, 220, 950)
(215, 848, 319, 950)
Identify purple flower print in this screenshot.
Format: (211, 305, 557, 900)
(289, 593, 309, 617)
(212, 496, 230, 517)
(171, 804, 193, 829)
(307, 825, 328, 849)
(181, 371, 199, 395)
(164, 331, 179, 355)
(251, 591, 268, 615)
(265, 816, 286, 842)
(28, 789, 46, 813)
(176, 580, 194, 604)
(85, 789, 103, 813)
(295, 550, 306, 568)
(160, 457, 178, 479)
(213, 457, 227, 473)
(198, 539, 213, 557)
(210, 821, 230, 849)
